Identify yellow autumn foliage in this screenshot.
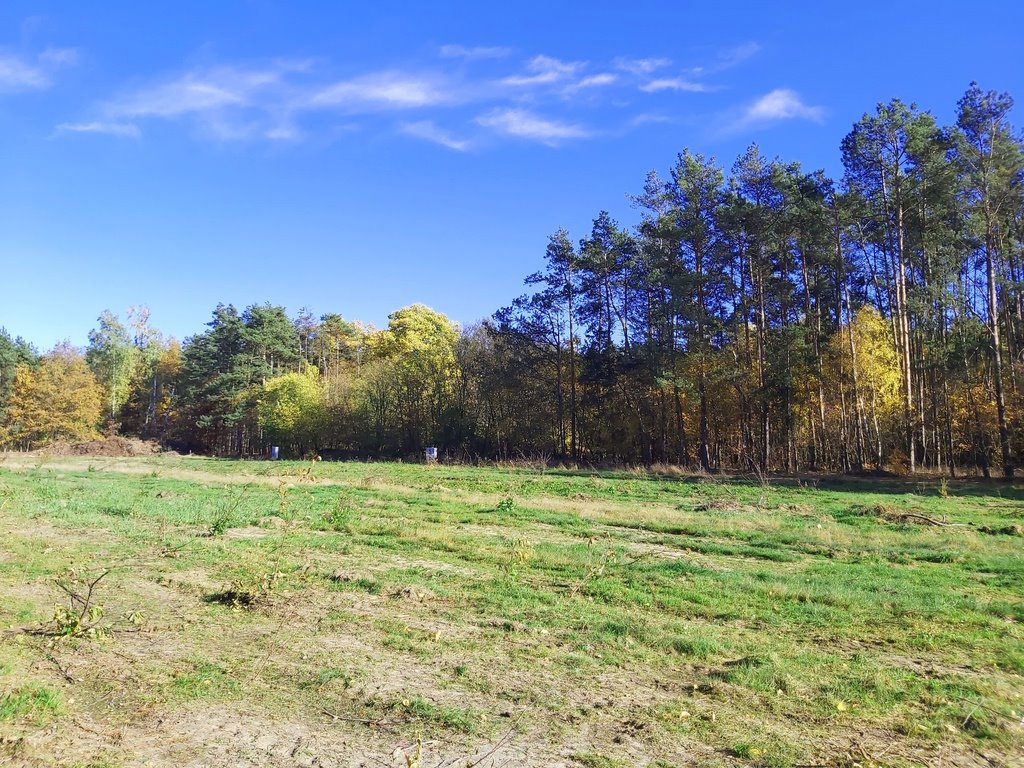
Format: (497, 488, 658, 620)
(257, 366, 326, 456)
(1, 343, 103, 448)
(829, 307, 903, 419)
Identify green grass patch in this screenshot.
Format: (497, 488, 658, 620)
(0, 685, 61, 723)
(0, 456, 1020, 764)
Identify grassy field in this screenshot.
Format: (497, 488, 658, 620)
(0, 454, 1021, 767)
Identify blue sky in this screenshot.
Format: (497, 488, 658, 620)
(2, 1, 1022, 349)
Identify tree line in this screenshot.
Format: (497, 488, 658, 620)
(1, 84, 1021, 477)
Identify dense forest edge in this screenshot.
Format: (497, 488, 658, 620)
(3, 83, 1023, 478)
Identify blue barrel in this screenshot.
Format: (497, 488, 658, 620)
(271, 446, 280, 460)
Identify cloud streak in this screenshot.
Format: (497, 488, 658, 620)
(639, 78, 711, 93)
(576, 73, 617, 89)
(75, 62, 312, 141)
(308, 72, 455, 109)
(52, 41, 764, 148)
(0, 47, 78, 91)
(715, 42, 761, 71)
(113, 78, 245, 117)
(475, 108, 589, 145)
(613, 57, 671, 75)
(38, 47, 80, 68)
(105, 62, 315, 118)
(439, 44, 511, 61)
(399, 120, 470, 151)
(55, 121, 140, 138)
(502, 55, 585, 87)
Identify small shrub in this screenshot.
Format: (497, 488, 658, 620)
(207, 511, 233, 537)
(505, 536, 533, 566)
(206, 489, 248, 536)
(49, 569, 109, 638)
(323, 492, 356, 531)
(52, 603, 105, 637)
(495, 495, 516, 514)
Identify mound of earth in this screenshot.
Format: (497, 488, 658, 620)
(40, 436, 168, 457)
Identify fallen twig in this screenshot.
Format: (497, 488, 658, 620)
(464, 724, 518, 768)
(45, 653, 75, 684)
(896, 513, 955, 526)
(320, 707, 401, 731)
(946, 694, 1023, 724)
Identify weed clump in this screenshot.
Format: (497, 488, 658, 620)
(205, 571, 282, 609)
(850, 502, 953, 527)
(0, 686, 60, 723)
(978, 524, 1023, 537)
(392, 585, 436, 602)
(322, 492, 356, 531)
(495, 495, 516, 514)
(203, 488, 249, 536)
(504, 536, 533, 567)
(327, 571, 380, 594)
(668, 636, 719, 659)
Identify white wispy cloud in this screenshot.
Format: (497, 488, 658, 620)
(99, 63, 455, 144)
(502, 55, 585, 87)
(632, 43, 759, 95)
(0, 55, 48, 90)
(55, 121, 140, 139)
(715, 42, 761, 70)
(475, 108, 588, 145)
(106, 63, 308, 119)
(79, 62, 460, 143)
(686, 41, 763, 77)
(719, 88, 825, 134)
(57, 48, 702, 147)
(113, 78, 245, 117)
(38, 47, 80, 68)
(743, 88, 823, 123)
(85, 62, 314, 142)
(630, 113, 672, 126)
(264, 125, 302, 141)
(439, 44, 511, 61)
(399, 120, 470, 151)
(0, 47, 78, 91)
(613, 57, 671, 75)
(639, 78, 711, 93)
(576, 73, 617, 89)
(308, 72, 455, 109)
(559, 72, 618, 97)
